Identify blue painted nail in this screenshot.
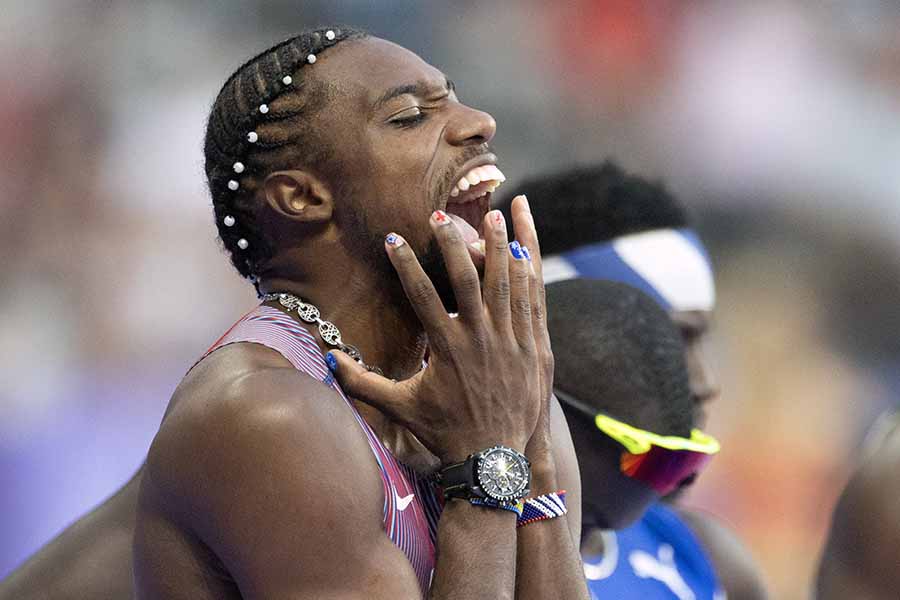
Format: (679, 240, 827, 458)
(521, 246, 532, 261)
(325, 352, 338, 373)
(509, 240, 525, 260)
(385, 233, 404, 247)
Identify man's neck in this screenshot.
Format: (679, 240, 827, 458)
(259, 259, 427, 382)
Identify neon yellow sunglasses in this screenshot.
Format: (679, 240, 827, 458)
(554, 388, 720, 495)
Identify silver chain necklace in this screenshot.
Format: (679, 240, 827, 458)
(262, 292, 383, 376)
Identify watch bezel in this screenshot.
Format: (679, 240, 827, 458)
(474, 445, 531, 503)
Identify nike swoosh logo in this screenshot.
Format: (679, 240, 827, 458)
(396, 493, 415, 511)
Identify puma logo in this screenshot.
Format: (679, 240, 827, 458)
(629, 544, 695, 600)
(396, 492, 415, 511)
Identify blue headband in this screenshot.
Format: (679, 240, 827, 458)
(542, 228, 715, 312)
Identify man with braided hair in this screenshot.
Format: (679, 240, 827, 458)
(495, 163, 768, 600)
(3, 28, 590, 600)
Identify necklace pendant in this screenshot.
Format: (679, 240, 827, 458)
(296, 302, 320, 323)
(266, 291, 382, 375)
(276, 293, 300, 310)
(318, 320, 342, 346)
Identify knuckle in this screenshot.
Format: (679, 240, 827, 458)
(487, 278, 511, 300)
(510, 261, 529, 281)
(408, 280, 437, 305)
(428, 331, 455, 356)
(451, 271, 480, 298)
(512, 298, 532, 316)
(531, 300, 546, 322)
(542, 352, 555, 375)
(469, 326, 490, 353)
(441, 225, 463, 245)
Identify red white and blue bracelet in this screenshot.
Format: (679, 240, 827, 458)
(516, 490, 567, 528)
(468, 497, 525, 516)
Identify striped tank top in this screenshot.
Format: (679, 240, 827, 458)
(203, 305, 442, 594)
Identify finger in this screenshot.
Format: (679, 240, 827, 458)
(481, 209, 511, 327)
(510, 194, 548, 334)
(510, 194, 545, 283)
(523, 245, 552, 367)
(507, 240, 534, 349)
(328, 350, 411, 423)
(430, 210, 483, 321)
(384, 232, 451, 333)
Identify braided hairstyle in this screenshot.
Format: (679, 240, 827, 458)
(204, 27, 368, 293)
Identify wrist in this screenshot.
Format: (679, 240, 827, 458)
(528, 460, 559, 494)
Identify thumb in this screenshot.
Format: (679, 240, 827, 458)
(327, 350, 408, 421)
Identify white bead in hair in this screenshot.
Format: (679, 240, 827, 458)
(223, 215, 236, 227)
(307, 54, 317, 64)
(325, 30, 336, 41)
(237, 238, 249, 250)
(282, 75, 293, 85)
(259, 104, 269, 114)
(228, 180, 239, 191)
(233, 162, 245, 174)
(247, 131, 258, 143)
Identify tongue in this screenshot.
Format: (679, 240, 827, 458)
(447, 213, 481, 244)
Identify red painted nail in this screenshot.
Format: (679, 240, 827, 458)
(433, 210, 449, 224)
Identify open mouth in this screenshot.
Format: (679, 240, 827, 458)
(444, 164, 506, 264)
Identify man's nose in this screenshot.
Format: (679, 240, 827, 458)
(445, 104, 496, 147)
(687, 346, 720, 404)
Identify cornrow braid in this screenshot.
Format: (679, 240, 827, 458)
(204, 27, 368, 294)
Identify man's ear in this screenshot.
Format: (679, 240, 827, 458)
(263, 170, 333, 223)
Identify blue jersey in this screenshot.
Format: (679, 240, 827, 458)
(583, 502, 724, 600)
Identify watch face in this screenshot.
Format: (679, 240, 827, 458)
(476, 446, 530, 502)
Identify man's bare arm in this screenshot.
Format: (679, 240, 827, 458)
(135, 366, 523, 599)
(0, 471, 141, 600)
(515, 397, 588, 599)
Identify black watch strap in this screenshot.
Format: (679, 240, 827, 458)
(439, 455, 480, 500)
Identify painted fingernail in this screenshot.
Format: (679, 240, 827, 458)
(491, 210, 505, 229)
(432, 210, 450, 225)
(521, 246, 532, 261)
(509, 240, 525, 260)
(325, 352, 338, 373)
(385, 232, 404, 247)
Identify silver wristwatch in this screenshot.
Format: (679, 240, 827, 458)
(439, 445, 531, 505)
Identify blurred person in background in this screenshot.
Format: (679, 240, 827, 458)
(816, 411, 900, 599)
(547, 278, 724, 599)
(496, 163, 767, 599)
(695, 206, 899, 598)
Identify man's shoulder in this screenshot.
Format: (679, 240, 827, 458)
(675, 507, 768, 600)
(144, 350, 375, 521)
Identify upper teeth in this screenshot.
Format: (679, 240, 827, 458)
(450, 164, 506, 198)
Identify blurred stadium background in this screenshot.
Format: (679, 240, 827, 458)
(2, 2, 899, 598)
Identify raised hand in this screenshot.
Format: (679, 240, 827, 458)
(330, 198, 546, 464)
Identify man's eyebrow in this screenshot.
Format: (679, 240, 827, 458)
(373, 77, 456, 111)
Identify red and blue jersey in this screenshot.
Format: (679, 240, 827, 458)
(204, 305, 441, 594)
